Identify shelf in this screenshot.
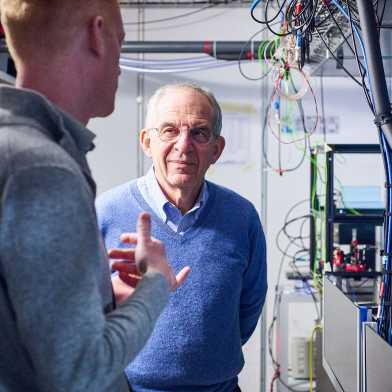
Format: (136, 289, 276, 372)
(333, 208, 384, 224)
(328, 144, 381, 154)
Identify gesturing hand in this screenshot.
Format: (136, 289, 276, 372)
(109, 212, 191, 291)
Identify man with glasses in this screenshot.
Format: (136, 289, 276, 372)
(96, 83, 267, 392)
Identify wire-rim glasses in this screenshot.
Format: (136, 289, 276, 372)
(151, 125, 215, 145)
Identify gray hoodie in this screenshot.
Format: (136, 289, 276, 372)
(0, 86, 169, 392)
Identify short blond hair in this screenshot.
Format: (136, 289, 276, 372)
(0, 0, 118, 65)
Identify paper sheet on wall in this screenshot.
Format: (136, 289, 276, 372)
(218, 110, 253, 165)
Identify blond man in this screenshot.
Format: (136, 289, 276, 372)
(0, 1, 189, 391)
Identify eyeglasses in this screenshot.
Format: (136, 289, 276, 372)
(151, 125, 215, 145)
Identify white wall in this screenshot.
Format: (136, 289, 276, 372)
(88, 71, 139, 194)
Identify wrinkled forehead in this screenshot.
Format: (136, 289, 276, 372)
(154, 88, 214, 126)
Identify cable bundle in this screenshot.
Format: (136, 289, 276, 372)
(119, 56, 235, 73)
(251, 0, 392, 354)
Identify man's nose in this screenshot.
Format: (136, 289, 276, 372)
(174, 129, 193, 153)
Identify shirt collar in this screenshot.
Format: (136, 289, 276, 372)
(145, 166, 208, 218)
(145, 167, 169, 220)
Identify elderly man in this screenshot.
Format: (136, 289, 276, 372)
(97, 83, 267, 392)
(0, 2, 189, 392)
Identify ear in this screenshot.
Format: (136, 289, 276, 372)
(88, 15, 105, 57)
(211, 135, 225, 164)
(140, 128, 153, 158)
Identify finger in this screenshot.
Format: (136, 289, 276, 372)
(112, 262, 139, 275)
(120, 233, 138, 244)
(108, 249, 135, 260)
(174, 266, 191, 289)
(137, 212, 151, 244)
(137, 260, 148, 275)
(119, 272, 142, 288)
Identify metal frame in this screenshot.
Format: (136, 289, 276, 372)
(309, 150, 319, 274)
(0, 39, 273, 61)
(323, 144, 384, 269)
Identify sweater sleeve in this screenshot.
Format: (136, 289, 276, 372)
(239, 211, 268, 345)
(0, 165, 169, 392)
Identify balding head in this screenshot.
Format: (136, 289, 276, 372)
(145, 83, 223, 137)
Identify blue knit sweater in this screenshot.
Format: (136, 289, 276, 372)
(96, 180, 267, 392)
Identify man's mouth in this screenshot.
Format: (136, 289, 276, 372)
(169, 160, 196, 165)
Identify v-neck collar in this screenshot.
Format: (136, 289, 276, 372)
(128, 180, 216, 243)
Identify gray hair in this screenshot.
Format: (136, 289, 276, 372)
(145, 82, 222, 137)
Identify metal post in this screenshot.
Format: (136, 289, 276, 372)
(121, 40, 273, 60)
(136, 7, 145, 177)
(310, 151, 317, 274)
(259, 26, 269, 391)
(325, 149, 334, 269)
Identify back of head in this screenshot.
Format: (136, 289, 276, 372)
(0, 0, 117, 67)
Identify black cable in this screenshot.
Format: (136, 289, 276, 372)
(287, 0, 319, 35)
(251, 0, 287, 26)
(280, 215, 312, 251)
(375, 0, 387, 34)
(314, 27, 363, 87)
(299, 214, 310, 242)
(379, 0, 388, 25)
(315, 4, 339, 30)
(265, 0, 287, 25)
(259, 0, 293, 37)
(237, 27, 273, 81)
(323, 0, 361, 59)
(346, 0, 375, 113)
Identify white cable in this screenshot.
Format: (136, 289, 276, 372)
(120, 57, 220, 68)
(120, 60, 236, 73)
(120, 56, 216, 65)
